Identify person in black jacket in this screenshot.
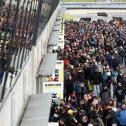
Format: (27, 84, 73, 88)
(101, 85, 111, 104)
(112, 55, 120, 69)
(103, 104, 117, 126)
(93, 68, 102, 97)
(65, 76, 75, 101)
(116, 38, 124, 47)
(118, 46, 125, 64)
(114, 83, 126, 103)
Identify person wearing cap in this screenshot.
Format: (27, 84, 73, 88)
(64, 109, 77, 126)
(117, 101, 126, 126)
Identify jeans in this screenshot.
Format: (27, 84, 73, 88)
(122, 57, 125, 66)
(110, 83, 114, 99)
(93, 85, 100, 96)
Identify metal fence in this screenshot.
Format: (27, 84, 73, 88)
(62, 2, 126, 9)
(32, 0, 60, 45)
(0, 0, 59, 102)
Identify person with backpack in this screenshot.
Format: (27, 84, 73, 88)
(101, 85, 111, 104)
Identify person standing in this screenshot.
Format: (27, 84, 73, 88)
(103, 104, 117, 126)
(93, 68, 101, 97)
(114, 83, 126, 103)
(101, 85, 111, 104)
(117, 101, 126, 126)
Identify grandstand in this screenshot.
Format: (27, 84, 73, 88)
(0, 0, 126, 126)
(0, 0, 59, 101)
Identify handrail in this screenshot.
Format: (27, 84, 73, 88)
(61, 2, 126, 8)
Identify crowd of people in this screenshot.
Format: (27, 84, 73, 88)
(0, 1, 35, 83)
(0, 2, 16, 83)
(50, 18, 126, 126)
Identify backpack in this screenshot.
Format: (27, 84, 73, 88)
(101, 91, 110, 104)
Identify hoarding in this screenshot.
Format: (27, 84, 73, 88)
(43, 60, 64, 99)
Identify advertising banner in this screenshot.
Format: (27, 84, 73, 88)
(43, 60, 64, 99)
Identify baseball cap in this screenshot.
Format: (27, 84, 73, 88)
(67, 109, 74, 116)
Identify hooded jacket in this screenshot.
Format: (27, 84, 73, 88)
(117, 109, 126, 125)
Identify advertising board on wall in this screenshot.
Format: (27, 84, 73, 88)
(43, 60, 64, 99)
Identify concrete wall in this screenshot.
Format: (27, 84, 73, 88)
(0, 4, 60, 126)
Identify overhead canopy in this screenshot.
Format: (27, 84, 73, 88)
(48, 30, 60, 46)
(38, 53, 57, 76)
(20, 93, 52, 126)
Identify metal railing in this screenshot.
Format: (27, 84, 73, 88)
(61, 2, 126, 9)
(0, 0, 59, 102)
(32, 0, 59, 45)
